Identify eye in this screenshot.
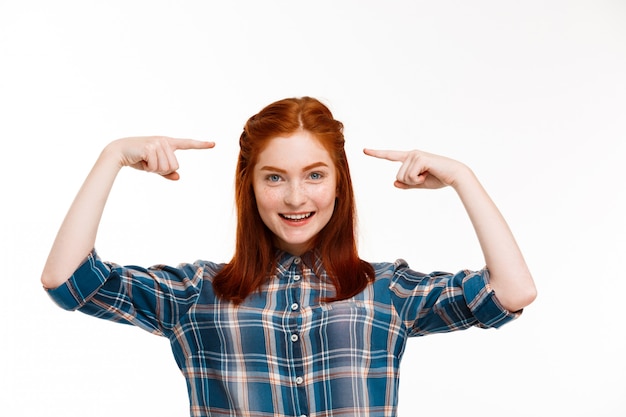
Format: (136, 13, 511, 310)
(267, 174, 282, 182)
(309, 172, 323, 180)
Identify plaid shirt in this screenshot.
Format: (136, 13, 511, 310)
(47, 249, 519, 417)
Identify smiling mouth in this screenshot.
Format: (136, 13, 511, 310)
(280, 212, 314, 221)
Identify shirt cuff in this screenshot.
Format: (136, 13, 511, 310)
(463, 268, 521, 328)
(45, 250, 111, 311)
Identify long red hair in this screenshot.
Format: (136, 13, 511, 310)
(213, 97, 374, 303)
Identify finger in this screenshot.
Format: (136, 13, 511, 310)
(161, 171, 181, 181)
(157, 144, 179, 176)
(394, 179, 426, 190)
(393, 180, 411, 189)
(396, 169, 425, 187)
(169, 138, 216, 151)
(395, 154, 415, 184)
(363, 148, 407, 162)
(400, 171, 428, 187)
(143, 145, 159, 173)
(401, 158, 427, 186)
(396, 159, 410, 184)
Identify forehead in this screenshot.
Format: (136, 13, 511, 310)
(255, 131, 334, 169)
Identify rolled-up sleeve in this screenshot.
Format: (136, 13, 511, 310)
(46, 250, 111, 311)
(45, 249, 209, 337)
(462, 267, 521, 328)
(388, 259, 520, 337)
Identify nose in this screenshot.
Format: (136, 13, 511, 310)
(284, 181, 307, 207)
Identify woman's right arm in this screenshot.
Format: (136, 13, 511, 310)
(40, 136, 214, 289)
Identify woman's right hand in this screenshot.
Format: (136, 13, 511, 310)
(41, 136, 215, 289)
(106, 136, 215, 180)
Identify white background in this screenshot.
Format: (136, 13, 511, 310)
(1, 1, 625, 415)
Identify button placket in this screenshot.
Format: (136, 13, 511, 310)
(288, 256, 308, 416)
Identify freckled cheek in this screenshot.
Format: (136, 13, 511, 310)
(311, 184, 337, 208)
(254, 186, 285, 212)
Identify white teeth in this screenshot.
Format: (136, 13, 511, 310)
(281, 213, 312, 220)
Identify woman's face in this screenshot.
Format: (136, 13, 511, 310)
(252, 130, 337, 255)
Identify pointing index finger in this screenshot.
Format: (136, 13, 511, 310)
(363, 148, 407, 162)
(169, 138, 216, 151)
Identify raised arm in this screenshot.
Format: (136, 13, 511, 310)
(363, 148, 537, 312)
(40, 136, 214, 289)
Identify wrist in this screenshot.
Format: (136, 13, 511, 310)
(449, 163, 475, 190)
(99, 140, 128, 170)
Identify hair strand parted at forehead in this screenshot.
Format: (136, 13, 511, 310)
(213, 97, 374, 303)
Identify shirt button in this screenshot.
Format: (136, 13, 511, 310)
(290, 334, 299, 342)
(293, 274, 301, 281)
(295, 376, 304, 384)
(294, 257, 301, 264)
(291, 303, 299, 311)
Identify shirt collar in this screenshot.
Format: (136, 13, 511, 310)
(274, 248, 321, 275)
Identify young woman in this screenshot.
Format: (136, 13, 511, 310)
(41, 96, 536, 417)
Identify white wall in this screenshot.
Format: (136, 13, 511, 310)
(1, 1, 624, 415)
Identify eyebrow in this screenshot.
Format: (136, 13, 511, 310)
(258, 162, 329, 173)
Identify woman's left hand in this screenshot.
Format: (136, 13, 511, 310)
(364, 147, 537, 312)
(363, 148, 468, 190)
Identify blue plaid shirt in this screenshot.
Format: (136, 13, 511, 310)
(47, 249, 519, 417)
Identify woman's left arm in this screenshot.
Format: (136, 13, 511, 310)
(364, 148, 537, 312)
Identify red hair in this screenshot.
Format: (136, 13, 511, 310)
(213, 97, 374, 303)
